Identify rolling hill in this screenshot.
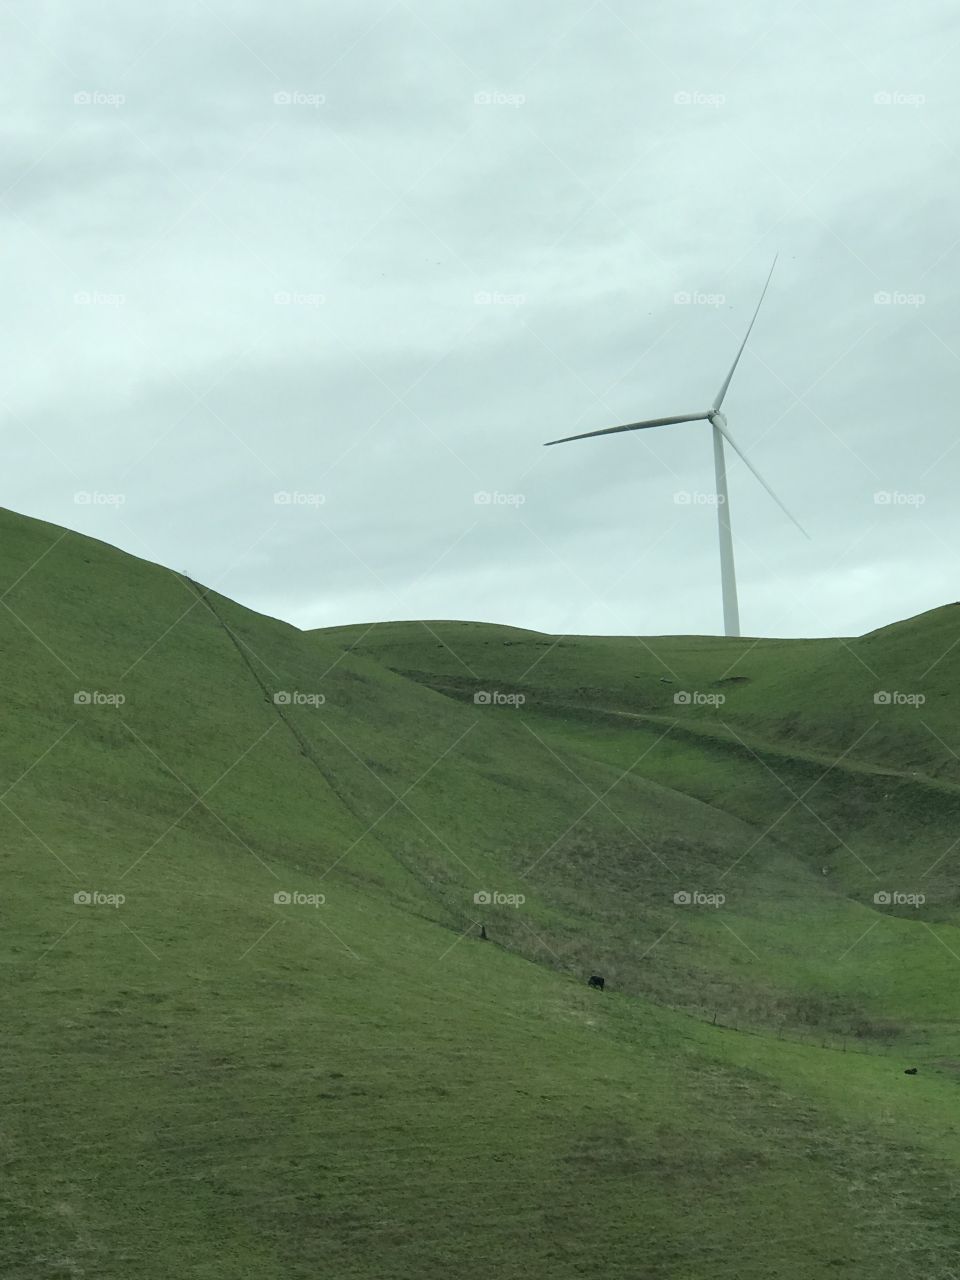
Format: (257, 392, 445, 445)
(3, 503, 960, 1278)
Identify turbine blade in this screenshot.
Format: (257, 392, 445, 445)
(712, 254, 778, 412)
(544, 412, 710, 447)
(716, 422, 809, 538)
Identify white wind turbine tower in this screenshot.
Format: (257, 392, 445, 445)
(544, 256, 808, 637)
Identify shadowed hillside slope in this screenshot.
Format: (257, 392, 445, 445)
(317, 614, 960, 1025)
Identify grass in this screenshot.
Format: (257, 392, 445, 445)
(3, 504, 960, 1277)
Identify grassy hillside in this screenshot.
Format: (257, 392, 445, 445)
(317, 617, 960, 1034)
(4, 505, 960, 1277)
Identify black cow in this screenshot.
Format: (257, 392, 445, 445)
(588, 975, 605, 991)
(904, 1067, 918, 1075)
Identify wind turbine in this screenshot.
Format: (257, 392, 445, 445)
(544, 256, 808, 637)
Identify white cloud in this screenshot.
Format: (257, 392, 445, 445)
(2, 0, 958, 639)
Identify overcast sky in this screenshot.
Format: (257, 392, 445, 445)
(3, 0, 958, 639)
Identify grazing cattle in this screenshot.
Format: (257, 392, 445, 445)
(588, 975, 605, 991)
(904, 1067, 918, 1075)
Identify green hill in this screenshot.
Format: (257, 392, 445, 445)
(4, 504, 960, 1278)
